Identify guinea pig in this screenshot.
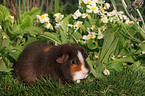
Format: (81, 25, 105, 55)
(14, 42, 90, 86)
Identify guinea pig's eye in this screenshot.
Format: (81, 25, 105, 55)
(71, 60, 76, 65)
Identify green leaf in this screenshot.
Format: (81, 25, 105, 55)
(60, 14, 72, 44)
(71, 32, 82, 42)
(0, 63, 12, 72)
(0, 57, 12, 72)
(87, 39, 98, 49)
(1, 38, 10, 49)
(107, 63, 123, 71)
(8, 46, 23, 60)
(86, 57, 104, 78)
(20, 15, 33, 30)
(117, 33, 125, 51)
(98, 29, 116, 64)
(140, 43, 145, 51)
(0, 30, 2, 48)
(23, 37, 39, 48)
(0, 5, 10, 20)
(0, 11, 3, 22)
(20, 12, 30, 22)
(108, 56, 134, 64)
(11, 24, 22, 34)
(25, 26, 43, 36)
(41, 32, 61, 44)
(103, 38, 119, 63)
(129, 61, 141, 71)
(20, 8, 40, 22)
(29, 8, 40, 20)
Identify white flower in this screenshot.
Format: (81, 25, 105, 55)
(68, 24, 74, 28)
(101, 15, 108, 23)
(97, 28, 104, 39)
(82, 13, 88, 18)
(5, 15, 14, 23)
(82, 28, 97, 40)
(96, 0, 105, 4)
(82, 0, 92, 4)
(82, 32, 97, 40)
(91, 25, 95, 30)
(86, 4, 99, 14)
(125, 19, 131, 24)
(54, 13, 64, 22)
(103, 69, 110, 75)
(74, 21, 83, 32)
(36, 13, 50, 23)
(0, 25, 2, 30)
(72, 10, 82, 19)
(74, 21, 83, 28)
(55, 21, 63, 29)
(142, 51, 145, 54)
(107, 10, 117, 16)
(118, 11, 124, 14)
(104, 3, 110, 9)
(5, 15, 14, 20)
(45, 22, 53, 30)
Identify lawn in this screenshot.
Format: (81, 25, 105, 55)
(0, 0, 145, 95)
(0, 67, 145, 95)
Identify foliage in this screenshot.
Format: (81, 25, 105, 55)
(0, 0, 145, 81)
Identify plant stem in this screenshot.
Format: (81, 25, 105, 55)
(136, 9, 145, 25)
(47, 0, 54, 13)
(121, 0, 145, 34)
(27, 0, 29, 12)
(40, 0, 44, 14)
(16, 0, 21, 23)
(111, 0, 141, 42)
(22, 0, 26, 13)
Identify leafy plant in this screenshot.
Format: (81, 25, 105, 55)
(0, 0, 145, 80)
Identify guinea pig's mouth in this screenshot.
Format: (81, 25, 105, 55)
(73, 74, 89, 83)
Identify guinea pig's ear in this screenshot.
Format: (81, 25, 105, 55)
(83, 50, 88, 59)
(56, 54, 69, 64)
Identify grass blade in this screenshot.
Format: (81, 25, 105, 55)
(47, 0, 54, 13)
(55, 0, 59, 13)
(22, 0, 26, 13)
(40, 0, 44, 14)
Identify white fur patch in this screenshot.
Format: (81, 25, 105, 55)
(72, 51, 89, 83)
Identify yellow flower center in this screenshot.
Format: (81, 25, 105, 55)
(89, 34, 93, 38)
(129, 21, 133, 25)
(87, 0, 91, 3)
(91, 25, 95, 30)
(100, 8, 104, 13)
(98, 33, 102, 36)
(40, 15, 45, 19)
(91, 7, 96, 10)
(102, 26, 106, 29)
(77, 23, 81, 28)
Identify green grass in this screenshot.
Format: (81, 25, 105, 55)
(0, 67, 145, 96)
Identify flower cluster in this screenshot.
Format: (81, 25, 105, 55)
(36, 13, 65, 30)
(36, 13, 53, 30)
(54, 13, 64, 29)
(70, 0, 134, 41)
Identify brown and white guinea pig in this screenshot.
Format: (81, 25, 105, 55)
(14, 42, 90, 85)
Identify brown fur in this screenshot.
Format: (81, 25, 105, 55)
(71, 61, 82, 76)
(14, 42, 90, 85)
